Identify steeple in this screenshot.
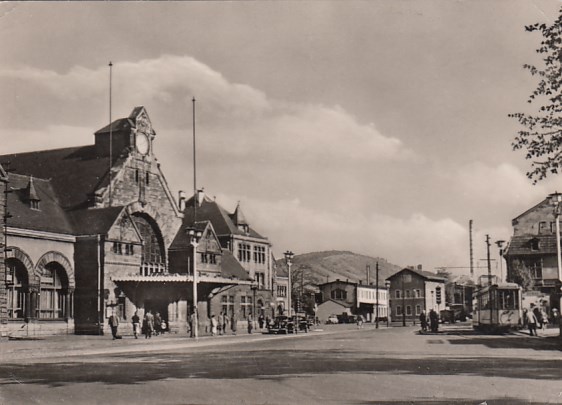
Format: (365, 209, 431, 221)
(232, 201, 249, 233)
(26, 176, 40, 210)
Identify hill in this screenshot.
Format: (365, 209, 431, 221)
(276, 250, 403, 287)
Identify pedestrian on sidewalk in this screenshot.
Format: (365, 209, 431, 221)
(132, 311, 140, 339)
(189, 310, 197, 338)
(218, 312, 224, 335)
(527, 304, 539, 336)
(247, 312, 254, 334)
(108, 312, 120, 340)
(223, 312, 229, 334)
(231, 311, 238, 335)
(419, 310, 428, 332)
(429, 309, 439, 333)
(144, 311, 154, 339)
(211, 314, 218, 336)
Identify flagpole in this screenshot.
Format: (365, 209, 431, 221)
(108, 61, 113, 206)
(192, 97, 197, 222)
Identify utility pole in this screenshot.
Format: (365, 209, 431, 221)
(486, 234, 493, 324)
(469, 220, 474, 279)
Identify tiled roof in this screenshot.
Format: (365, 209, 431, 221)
(504, 234, 557, 256)
(221, 250, 252, 281)
(6, 173, 75, 235)
(182, 194, 266, 240)
(168, 220, 211, 251)
(94, 118, 133, 135)
(387, 268, 446, 282)
(68, 206, 126, 236)
(0, 146, 111, 210)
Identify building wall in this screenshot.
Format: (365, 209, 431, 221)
(389, 272, 429, 324)
(316, 300, 350, 323)
(5, 232, 76, 337)
(74, 236, 103, 335)
(0, 175, 6, 339)
(230, 236, 272, 290)
(320, 281, 356, 308)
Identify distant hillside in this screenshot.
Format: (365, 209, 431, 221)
(276, 250, 403, 287)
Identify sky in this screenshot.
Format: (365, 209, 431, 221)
(1, 0, 562, 278)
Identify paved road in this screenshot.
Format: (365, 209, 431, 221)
(0, 324, 561, 404)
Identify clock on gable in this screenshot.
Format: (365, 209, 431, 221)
(135, 133, 150, 155)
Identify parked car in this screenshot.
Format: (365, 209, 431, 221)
(268, 315, 295, 334)
(327, 314, 339, 324)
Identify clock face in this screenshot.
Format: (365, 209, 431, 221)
(136, 133, 150, 155)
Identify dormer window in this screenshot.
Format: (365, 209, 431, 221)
(531, 238, 540, 251)
(26, 177, 40, 211)
(30, 199, 40, 210)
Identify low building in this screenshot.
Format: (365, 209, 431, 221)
(387, 267, 446, 325)
(318, 279, 389, 323)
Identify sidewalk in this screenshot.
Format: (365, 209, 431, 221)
(0, 323, 370, 362)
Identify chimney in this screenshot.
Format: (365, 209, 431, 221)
(417, 264, 423, 271)
(178, 190, 186, 211)
(197, 188, 205, 207)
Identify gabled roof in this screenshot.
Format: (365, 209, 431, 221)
(504, 234, 557, 256)
(68, 206, 126, 236)
(169, 220, 215, 251)
(221, 250, 252, 281)
(512, 197, 548, 223)
(386, 267, 446, 282)
(0, 146, 111, 210)
(318, 299, 352, 309)
(182, 194, 266, 240)
(7, 173, 75, 235)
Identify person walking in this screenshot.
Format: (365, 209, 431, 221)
(132, 311, 140, 339)
(144, 310, 154, 339)
(154, 312, 162, 336)
(223, 312, 229, 334)
(429, 309, 439, 333)
(189, 310, 197, 338)
(527, 305, 539, 336)
(231, 311, 238, 335)
(247, 312, 254, 334)
(210, 314, 218, 336)
(218, 312, 224, 336)
(108, 312, 120, 340)
(533, 304, 543, 330)
(419, 310, 428, 332)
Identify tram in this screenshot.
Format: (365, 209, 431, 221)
(472, 282, 522, 332)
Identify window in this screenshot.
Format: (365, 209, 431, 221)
(135, 169, 139, 183)
(253, 246, 266, 264)
(277, 285, 287, 298)
(525, 259, 543, 279)
(201, 253, 208, 263)
(145, 172, 150, 185)
(405, 290, 411, 298)
(238, 243, 252, 262)
(241, 296, 253, 319)
(30, 200, 40, 210)
(221, 295, 235, 317)
(539, 221, 549, 234)
(6, 259, 28, 319)
(132, 214, 165, 264)
(39, 263, 68, 319)
(255, 272, 265, 289)
(395, 290, 401, 299)
(551, 222, 557, 233)
(396, 305, 402, 316)
(331, 288, 347, 300)
(416, 305, 421, 315)
(406, 306, 412, 316)
(209, 254, 217, 264)
(404, 274, 412, 282)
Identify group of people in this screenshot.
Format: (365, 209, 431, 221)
(419, 309, 440, 333)
(196, 311, 273, 337)
(524, 303, 550, 336)
(132, 311, 167, 339)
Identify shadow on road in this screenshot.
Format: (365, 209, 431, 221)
(1, 347, 561, 387)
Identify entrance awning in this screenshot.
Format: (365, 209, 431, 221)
(110, 273, 256, 286)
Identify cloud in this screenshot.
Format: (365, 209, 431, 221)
(0, 55, 413, 164)
(215, 192, 471, 272)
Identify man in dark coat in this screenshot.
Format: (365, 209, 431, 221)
(429, 309, 439, 333)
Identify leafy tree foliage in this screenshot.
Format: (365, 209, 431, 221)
(508, 259, 535, 291)
(511, 10, 562, 183)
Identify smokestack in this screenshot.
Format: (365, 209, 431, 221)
(468, 219, 474, 280)
(178, 190, 186, 211)
(366, 265, 371, 285)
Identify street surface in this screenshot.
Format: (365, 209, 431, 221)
(0, 323, 561, 404)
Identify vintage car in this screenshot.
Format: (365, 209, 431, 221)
(327, 314, 339, 324)
(268, 315, 310, 334)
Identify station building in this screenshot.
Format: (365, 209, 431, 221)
(0, 107, 259, 337)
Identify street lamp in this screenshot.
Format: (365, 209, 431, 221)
(375, 262, 380, 329)
(187, 226, 202, 339)
(284, 251, 294, 317)
(385, 280, 391, 327)
(495, 240, 505, 282)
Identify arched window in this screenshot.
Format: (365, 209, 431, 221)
(39, 263, 69, 319)
(331, 288, 347, 300)
(6, 259, 28, 319)
(132, 214, 165, 264)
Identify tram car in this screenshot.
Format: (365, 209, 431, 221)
(472, 282, 522, 332)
